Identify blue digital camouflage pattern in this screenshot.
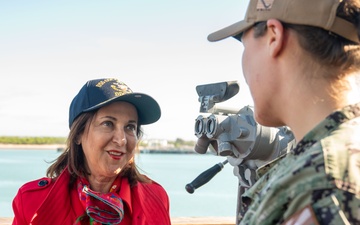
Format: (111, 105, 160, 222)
(240, 103, 360, 225)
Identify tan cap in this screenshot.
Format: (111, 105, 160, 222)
(208, 0, 359, 44)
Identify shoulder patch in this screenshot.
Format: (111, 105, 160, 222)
(282, 205, 319, 225)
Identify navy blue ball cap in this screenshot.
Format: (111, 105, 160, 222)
(69, 78, 161, 128)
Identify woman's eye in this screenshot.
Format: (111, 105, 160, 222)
(102, 121, 113, 127)
(126, 124, 137, 132)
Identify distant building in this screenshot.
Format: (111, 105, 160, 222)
(141, 139, 171, 150)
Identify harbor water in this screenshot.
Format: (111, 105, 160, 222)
(0, 149, 238, 218)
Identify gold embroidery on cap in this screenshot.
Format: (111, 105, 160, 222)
(96, 78, 117, 87)
(111, 82, 132, 97)
(257, 0, 274, 10)
(96, 79, 133, 97)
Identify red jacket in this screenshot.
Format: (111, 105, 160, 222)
(12, 169, 171, 225)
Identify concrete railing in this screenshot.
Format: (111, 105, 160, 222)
(0, 217, 236, 225)
(172, 217, 235, 224)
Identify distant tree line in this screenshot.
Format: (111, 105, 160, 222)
(0, 136, 196, 146)
(0, 136, 66, 145)
(169, 138, 196, 148)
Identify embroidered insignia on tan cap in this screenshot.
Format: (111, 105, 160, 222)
(257, 0, 274, 10)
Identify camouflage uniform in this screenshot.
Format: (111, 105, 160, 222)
(240, 103, 360, 225)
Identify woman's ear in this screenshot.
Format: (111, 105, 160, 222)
(266, 19, 285, 58)
(75, 135, 82, 145)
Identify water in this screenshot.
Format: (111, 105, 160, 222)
(0, 149, 239, 218)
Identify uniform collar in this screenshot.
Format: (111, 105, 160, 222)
(293, 102, 360, 155)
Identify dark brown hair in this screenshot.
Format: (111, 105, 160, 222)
(46, 110, 151, 187)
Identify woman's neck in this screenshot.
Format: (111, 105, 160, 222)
(285, 74, 360, 141)
(87, 175, 117, 193)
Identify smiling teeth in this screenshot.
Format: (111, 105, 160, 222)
(109, 152, 122, 156)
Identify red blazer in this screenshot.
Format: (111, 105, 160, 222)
(12, 168, 171, 225)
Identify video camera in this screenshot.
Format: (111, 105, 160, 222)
(186, 81, 296, 223)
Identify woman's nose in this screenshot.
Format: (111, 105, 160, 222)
(113, 129, 127, 146)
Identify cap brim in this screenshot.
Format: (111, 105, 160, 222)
(207, 20, 254, 42)
(84, 93, 161, 125)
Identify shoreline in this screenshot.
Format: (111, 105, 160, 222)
(0, 144, 199, 154)
(0, 144, 65, 150)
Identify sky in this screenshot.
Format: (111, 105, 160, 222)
(0, 0, 253, 141)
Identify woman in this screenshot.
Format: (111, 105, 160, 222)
(12, 78, 171, 225)
(208, 0, 360, 224)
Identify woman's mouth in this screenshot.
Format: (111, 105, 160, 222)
(107, 151, 123, 160)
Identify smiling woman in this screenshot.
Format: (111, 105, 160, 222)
(78, 101, 140, 193)
(11, 78, 171, 225)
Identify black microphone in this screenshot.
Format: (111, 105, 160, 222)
(185, 160, 228, 194)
